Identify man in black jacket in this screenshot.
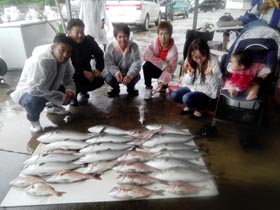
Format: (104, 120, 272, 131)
(67, 18, 105, 106)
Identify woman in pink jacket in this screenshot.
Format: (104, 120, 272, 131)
(143, 21, 178, 100)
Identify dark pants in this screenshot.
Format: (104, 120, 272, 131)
(74, 75, 104, 95)
(104, 73, 140, 91)
(19, 93, 47, 122)
(143, 61, 163, 88)
(171, 87, 211, 112)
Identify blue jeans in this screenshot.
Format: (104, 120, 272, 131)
(19, 93, 47, 122)
(171, 87, 211, 111)
(105, 73, 140, 91)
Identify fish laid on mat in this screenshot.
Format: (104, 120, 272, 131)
(117, 150, 158, 162)
(9, 175, 46, 187)
(76, 150, 127, 163)
(113, 162, 159, 173)
(86, 134, 133, 144)
(25, 182, 65, 197)
(80, 142, 133, 153)
(149, 143, 199, 153)
(23, 153, 81, 165)
(116, 172, 167, 185)
(157, 149, 205, 161)
(46, 170, 101, 183)
(88, 125, 129, 135)
(78, 160, 117, 174)
(110, 184, 164, 199)
(149, 167, 212, 182)
(166, 181, 208, 195)
(44, 140, 89, 151)
(146, 124, 191, 135)
(22, 162, 82, 176)
(37, 130, 94, 143)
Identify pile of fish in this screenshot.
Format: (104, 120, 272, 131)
(9, 124, 214, 199)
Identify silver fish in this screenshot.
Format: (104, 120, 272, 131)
(146, 124, 191, 135)
(142, 133, 194, 147)
(157, 150, 205, 161)
(77, 150, 127, 163)
(23, 153, 81, 165)
(22, 162, 82, 176)
(110, 184, 164, 199)
(117, 150, 158, 162)
(45, 140, 89, 151)
(86, 134, 133, 144)
(113, 161, 159, 173)
(46, 170, 101, 183)
(9, 175, 46, 187)
(149, 143, 199, 153)
(80, 142, 133, 153)
(37, 130, 94, 143)
(25, 182, 65, 197)
(116, 172, 167, 185)
(145, 157, 205, 170)
(149, 167, 212, 182)
(166, 181, 208, 195)
(88, 125, 128, 135)
(78, 160, 117, 174)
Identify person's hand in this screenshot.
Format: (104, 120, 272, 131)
(93, 69, 102, 77)
(205, 61, 213, 75)
(83, 70, 95, 81)
(165, 64, 172, 73)
(115, 71, 123, 83)
(63, 91, 75, 105)
(156, 82, 164, 92)
(123, 75, 132, 86)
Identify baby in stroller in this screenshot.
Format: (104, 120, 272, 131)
(222, 50, 271, 100)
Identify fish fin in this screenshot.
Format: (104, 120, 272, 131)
(56, 191, 66, 197)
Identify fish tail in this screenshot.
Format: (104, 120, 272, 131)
(92, 174, 102, 180)
(56, 191, 66, 197)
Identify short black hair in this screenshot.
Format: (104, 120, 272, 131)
(113, 23, 130, 38)
(233, 51, 253, 69)
(67, 18, 85, 31)
(157, 21, 173, 35)
(53, 33, 75, 47)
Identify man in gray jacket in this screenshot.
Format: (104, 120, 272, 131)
(10, 33, 76, 133)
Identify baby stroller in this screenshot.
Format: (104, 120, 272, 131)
(210, 22, 280, 148)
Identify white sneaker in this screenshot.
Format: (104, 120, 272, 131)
(45, 104, 69, 115)
(144, 88, 152, 100)
(30, 121, 42, 133)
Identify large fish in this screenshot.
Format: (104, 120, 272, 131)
(149, 143, 199, 153)
(146, 124, 191, 135)
(86, 134, 133, 144)
(45, 140, 89, 151)
(142, 133, 194, 147)
(37, 130, 94, 143)
(22, 162, 82, 176)
(117, 150, 158, 162)
(88, 125, 129, 135)
(113, 162, 159, 173)
(110, 184, 164, 199)
(23, 153, 81, 165)
(80, 142, 133, 153)
(149, 167, 212, 182)
(116, 172, 167, 185)
(78, 160, 117, 174)
(46, 170, 101, 183)
(9, 175, 46, 187)
(25, 182, 65, 197)
(145, 157, 205, 170)
(157, 150, 205, 161)
(77, 150, 127, 163)
(165, 181, 208, 195)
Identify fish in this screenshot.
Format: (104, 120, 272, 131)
(21, 162, 82, 176)
(77, 150, 127, 163)
(110, 184, 164, 199)
(25, 182, 65, 197)
(37, 130, 94, 143)
(88, 125, 129, 135)
(113, 161, 159, 173)
(127, 129, 160, 138)
(80, 142, 133, 153)
(116, 172, 167, 185)
(78, 160, 117, 174)
(149, 143, 199, 153)
(145, 157, 205, 170)
(117, 150, 158, 162)
(149, 167, 212, 182)
(23, 153, 81, 165)
(9, 175, 46, 187)
(44, 140, 89, 151)
(165, 181, 208, 195)
(46, 170, 101, 183)
(86, 134, 133, 144)
(142, 133, 194, 147)
(157, 149, 205, 161)
(146, 124, 191, 135)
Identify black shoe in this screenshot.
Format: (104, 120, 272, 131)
(127, 89, 139, 97)
(70, 98, 79, 107)
(107, 89, 120, 98)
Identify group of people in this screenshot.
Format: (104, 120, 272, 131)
(11, 15, 271, 133)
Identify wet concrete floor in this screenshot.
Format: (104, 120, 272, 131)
(1, 9, 280, 210)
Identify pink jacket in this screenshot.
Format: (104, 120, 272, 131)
(143, 37, 178, 84)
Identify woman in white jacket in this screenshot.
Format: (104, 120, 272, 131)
(171, 39, 222, 119)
